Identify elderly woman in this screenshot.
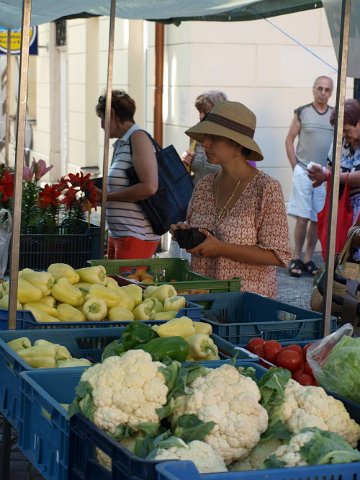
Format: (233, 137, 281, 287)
(95, 90, 160, 259)
(172, 101, 292, 298)
(182, 90, 228, 184)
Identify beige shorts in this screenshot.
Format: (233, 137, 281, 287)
(287, 164, 326, 222)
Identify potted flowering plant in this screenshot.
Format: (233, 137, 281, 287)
(0, 163, 15, 212)
(0, 159, 99, 269)
(37, 170, 98, 234)
(0, 159, 98, 233)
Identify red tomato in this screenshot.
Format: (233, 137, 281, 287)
(302, 343, 314, 361)
(292, 370, 303, 381)
(292, 366, 304, 379)
(246, 337, 265, 353)
(303, 362, 313, 376)
(293, 372, 315, 386)
(252, 344, 264, 357)
(262, 340, 282, 362)
(284, 344, 303, 356)
(275, 349, 302, 371)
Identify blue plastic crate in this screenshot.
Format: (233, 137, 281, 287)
(0, 327, 123, 429)
(185, 292, 338, 346)
(18, 361, 265, 480)
(19, 368, 84, 480)
(68, 362, 267, 480)
(0, 327, 250, 430)
(0, 308, 35, 330)
(156, 460, 360, 480)
(14, 300, 201, 330)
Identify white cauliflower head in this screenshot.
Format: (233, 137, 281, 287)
(266, 430, 315, 468)
(155, 439, 227, 473)
(79, 350, 169, 435)
(229, 438, 283, 471)
(280, 379, 360, 447)
(171, 364, 268, 464)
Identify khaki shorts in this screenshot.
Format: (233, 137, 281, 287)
(287, 164, 326, 222)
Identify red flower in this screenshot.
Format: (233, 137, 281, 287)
(61, 186, 78, 209)
(83, 182, 98, 209)
(66, 172, 91, 189)
(0, 171, 15, 202)
(38, 184, 61, 208)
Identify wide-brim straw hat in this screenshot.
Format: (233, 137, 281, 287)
(185, 101, 263, 161)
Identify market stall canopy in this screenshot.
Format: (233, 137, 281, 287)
(0, 0, 322, 29)
(323, 0, 360, 78)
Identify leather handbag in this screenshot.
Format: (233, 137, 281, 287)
(310, 226, 360, 330)
(126, 132, 194, 236)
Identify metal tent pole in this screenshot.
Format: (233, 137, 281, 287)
(323, 0, 351, 336)
(99, 0, 116, 258)
(7, 0, 32, 330)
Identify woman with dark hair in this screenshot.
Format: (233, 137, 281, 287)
(95, 90, 160, 259)
(308, 99, 360, 224)
(171, 101, 292, 298)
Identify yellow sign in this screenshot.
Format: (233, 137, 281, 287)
(0, 27, 37, 55)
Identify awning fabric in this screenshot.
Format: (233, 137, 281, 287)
(0, 0, 322, 29)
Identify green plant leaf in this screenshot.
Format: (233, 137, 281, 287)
(262, 454, 287, 469)
(173, 414, 215, 442)
(258, 367, 291, 413)
(300, 428, 360, 465)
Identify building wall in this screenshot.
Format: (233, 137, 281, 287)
(160, 9, 346, 202)
(1, 8, 353, 248)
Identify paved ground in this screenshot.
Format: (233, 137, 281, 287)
(0, 251, 324, 480)
(277, 251, 324, 309)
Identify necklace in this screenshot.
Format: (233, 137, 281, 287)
(214, 176, 242, 221)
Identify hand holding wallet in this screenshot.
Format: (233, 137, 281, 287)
(173, 227, 213, 249)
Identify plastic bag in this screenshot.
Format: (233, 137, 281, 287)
(307, 323, 360, 404)
(0, 209, 12, 277)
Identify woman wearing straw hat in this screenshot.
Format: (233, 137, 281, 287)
(171, 101, 292, 298)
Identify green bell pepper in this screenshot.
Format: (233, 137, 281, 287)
(101, 321, 159, 360)
(121, 321, 159, 350)
(135, 335, 190, 362)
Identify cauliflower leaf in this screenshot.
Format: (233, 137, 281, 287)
(263, 428, 360, 468)
(173, 414, 216, 443)
(258, 367, 291, 412)
(300, 428, 360, 465)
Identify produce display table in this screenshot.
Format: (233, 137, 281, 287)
(0, 288, 358, 480)
(156, 459, 360, 480)
(0, 327, 250, 430)
(185, 292, 338, 345)
(87, 258, 241, 294)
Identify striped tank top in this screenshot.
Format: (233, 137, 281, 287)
(106, 124, 160, 241)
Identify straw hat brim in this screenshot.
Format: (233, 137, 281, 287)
(185, 121, 264, 161)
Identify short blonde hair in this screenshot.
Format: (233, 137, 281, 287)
(195, 90, 228, 115)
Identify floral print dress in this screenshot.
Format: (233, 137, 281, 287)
(328, 144, 360, 223)
(187, 171, 292, 298)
